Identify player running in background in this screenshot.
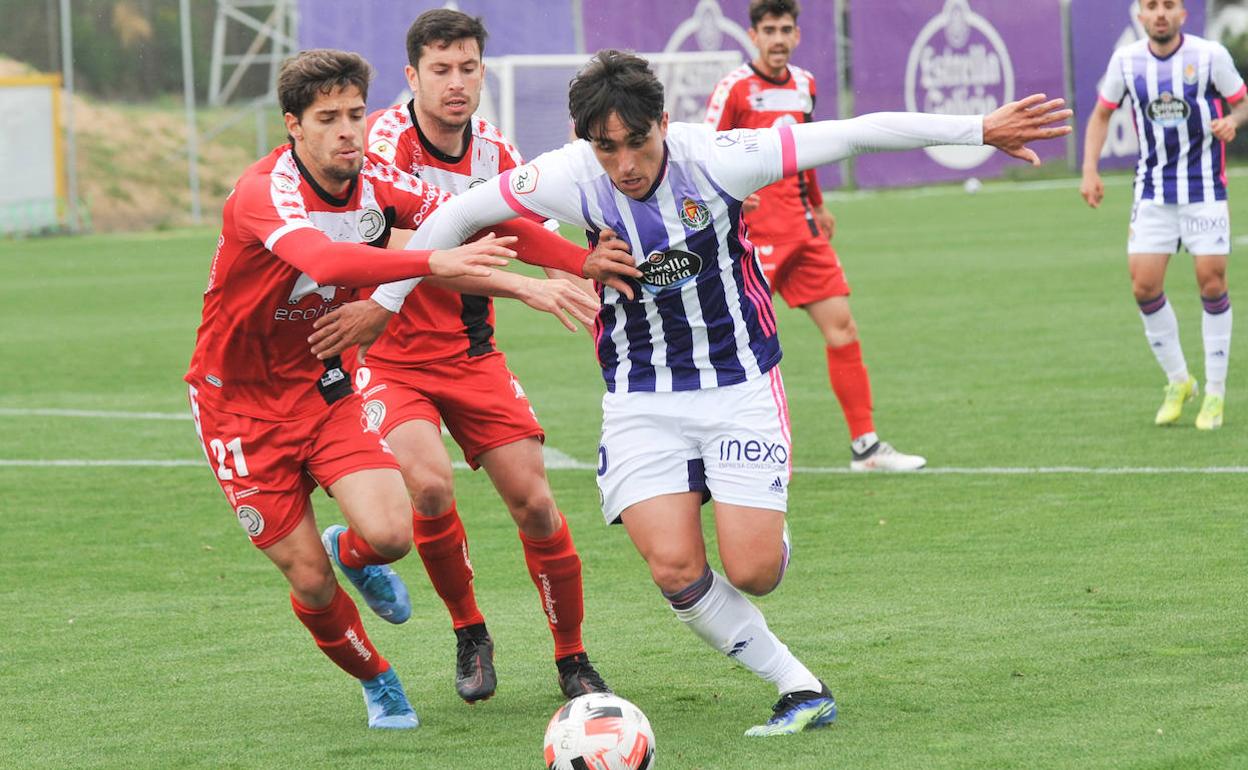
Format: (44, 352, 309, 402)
(306, 9, 611, 703)
(1081, 0, 1248, 429)
(184, 49, 517, 729)
(706, 0, 924, 471)
(375, 50, 1070, 734)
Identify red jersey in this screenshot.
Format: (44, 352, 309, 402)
(705, 63, 824, 245)
(185, 145, 452, 420)
(365, 102, 525, 367)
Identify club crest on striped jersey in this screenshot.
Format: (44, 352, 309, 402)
(639, 248, 702, 292)
(1184, 63, 1199, 85)
(1146, 92, 1190, 128)
(678, 197, 711, 230)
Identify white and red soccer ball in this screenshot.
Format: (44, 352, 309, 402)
(543, 692, 656, 770)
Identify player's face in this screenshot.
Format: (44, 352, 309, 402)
(284, 85, 366, 189)
(408, 38, 484, 130)
(1138, 0, 1186, 45)
(589, 111, 669, 200)
(749, 13, 800, 75)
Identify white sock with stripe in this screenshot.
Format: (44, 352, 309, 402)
(1138, 294, 1190, 383)
(670, 570, 819, 695)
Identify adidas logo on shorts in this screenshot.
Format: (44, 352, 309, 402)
(769, 476, 785, 494)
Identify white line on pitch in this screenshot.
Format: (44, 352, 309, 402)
(5, 459, 1248, 475)
(0, 407, 191, 420)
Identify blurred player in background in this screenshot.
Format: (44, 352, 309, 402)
(184, 49, 516, 729)
(307, 9, 611, 703)
(706, 0, 924, 470)
(1082, 0, 1248, 429)
(376, 50, 1070, 735)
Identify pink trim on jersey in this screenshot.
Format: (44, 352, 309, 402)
(497, 169, 546, 222)
(736, 217, 777, 336)
(778, 124, 797, 178)
(1228, 84, 1248, 105)
(1097, 94, 1120, 111)
(1216, 99, 1229, 186)
(767, 367, 793, 480)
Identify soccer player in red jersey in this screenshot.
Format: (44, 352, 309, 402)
(185, 49, 587, 728)
(706, 0, 925, 471)
(307, 10, 612, 703)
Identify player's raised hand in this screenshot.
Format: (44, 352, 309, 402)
(429, 232, 516, 278)
(983, 94, 1074, 166)
(518, 276, 601, 332)
(1080, 170, 1105, 209)
(309, 299, 393, 362)
(583, 227, 641, 300)
(1210, 117, 1238, 143)
(742, 193, 762, 214)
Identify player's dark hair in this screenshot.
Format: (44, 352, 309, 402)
(568, 50, 665, 142)
(406, 9, 488, 66)
(749, 0, 801, 27)
(277, 49, 372, 119)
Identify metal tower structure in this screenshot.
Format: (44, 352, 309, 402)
(208, 0, 298, 106)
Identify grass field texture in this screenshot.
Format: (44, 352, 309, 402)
(1, 175, 1245, 769)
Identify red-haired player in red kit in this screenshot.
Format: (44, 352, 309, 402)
(185, 48, 598, 729)
(706, 0, 925, 471)
(307, 9, 613, 704)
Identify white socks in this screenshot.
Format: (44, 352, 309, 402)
(1138, 294, 1190, 383)
(670, 570, 820, 696)
(1202, 294, 1232, 396)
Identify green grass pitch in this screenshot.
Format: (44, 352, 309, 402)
(1, 175, 1246, 768)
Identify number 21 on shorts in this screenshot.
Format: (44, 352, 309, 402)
(209, 436, 250, 480)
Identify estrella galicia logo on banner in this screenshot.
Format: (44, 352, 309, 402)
(639, 249, 703, 293)
(1146, 91, 1191, 128)
(905, 0, 1014, 170)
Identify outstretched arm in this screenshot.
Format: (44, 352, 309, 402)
(788, 94, 1071, 173)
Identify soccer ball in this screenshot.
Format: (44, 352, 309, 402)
(543, 692, 656, 770)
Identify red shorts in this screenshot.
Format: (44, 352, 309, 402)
(754, 236, 851, 308)
(355, 351, 544, 469)
(188, 386, 399, 549)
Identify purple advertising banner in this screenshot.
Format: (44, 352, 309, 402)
(581, 0, 841, 187)
(851, 0, 1067, 188)
(298, 0, 578, 113)
(1071, 0, 1207, 170)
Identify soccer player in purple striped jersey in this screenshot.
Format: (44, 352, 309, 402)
(375, 50, 1070, 735)
(1081, 0, 1248, 429)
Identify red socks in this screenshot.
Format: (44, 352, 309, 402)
(519, 513, 586, 659)
(412, 503, 485, 629)
(291, 585, 388, 680)
(336, 527, 391, 570)
(826, 341, 875, 439)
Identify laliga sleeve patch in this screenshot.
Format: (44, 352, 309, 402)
(510, 164, 540, 195)
(236, 505, 265, 538)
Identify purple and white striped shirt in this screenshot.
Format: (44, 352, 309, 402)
(1099, 34, 1247, 204)
(499, 122, 795, 393)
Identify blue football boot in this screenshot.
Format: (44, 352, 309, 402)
(322, 524, 411, 624)
(744, 681, 837, 737)
(360, 666, 420, 729)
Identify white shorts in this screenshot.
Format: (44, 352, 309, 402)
(595, 368, 792, 524)
(1129, 199, 1231, 256)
